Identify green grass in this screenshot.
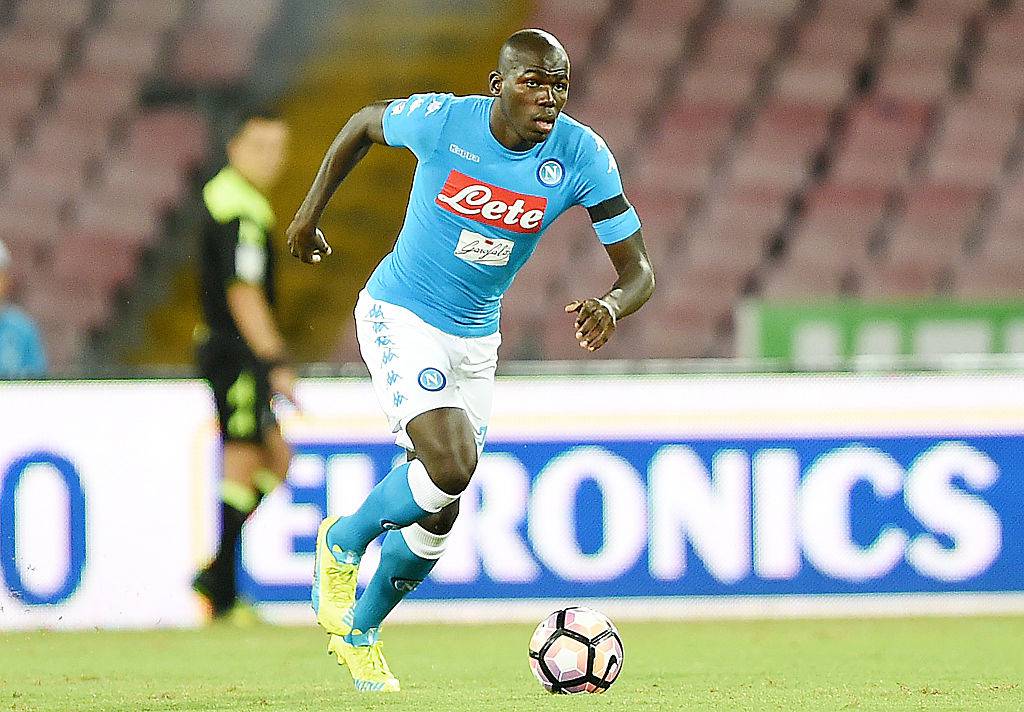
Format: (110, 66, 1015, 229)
(0, 618, 1021, 711)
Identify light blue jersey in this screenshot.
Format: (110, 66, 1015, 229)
(0, 305, 46, 378)
(365, 93, 641, 337)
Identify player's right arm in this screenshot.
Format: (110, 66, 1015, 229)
(286, 101, 390, 263)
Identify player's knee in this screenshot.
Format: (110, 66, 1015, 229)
(421, 440, 477, 494)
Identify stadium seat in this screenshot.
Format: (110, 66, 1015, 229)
(730, 102, 831, 192)
(14, 0, 94, 32)
(889, 182, 982, 246)
(925, 97, 1018, 189)
(57, 71, 141, 125)
(4, 153, 83, 204)
(73, 193, 160, 245)
(79, 28, 164, 78)
(126, 109, 209, 170)
(953, 260, 1024, 299)
(97, 156, 188, 209)
(830, 100, 929, 187)
(52, 235, 136, 291)
(701, 16, 777, 72)
(530, 0, 611, 57)
(860, 259, 949, 298)
(171, 0, 282, 84)
(106, 0, 186, 32)
(31, 111, 112, 162)
(0, 78, 42, 125)
(0, 27, 66, 78)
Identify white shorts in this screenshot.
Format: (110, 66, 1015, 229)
(355, 290, 500, 453)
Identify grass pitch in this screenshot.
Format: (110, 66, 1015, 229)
(1, 617, 1021, 711)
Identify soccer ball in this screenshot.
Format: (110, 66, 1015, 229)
(528, 606, 624, 694)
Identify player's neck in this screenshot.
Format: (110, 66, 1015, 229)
(488, 102, 534, 152)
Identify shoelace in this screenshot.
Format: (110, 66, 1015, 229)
(327, 564, 356, 597)
(368, 644, 392, 677)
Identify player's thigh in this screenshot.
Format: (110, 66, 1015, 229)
(454, 330, 501, 452)
(354, 292, 462, 448)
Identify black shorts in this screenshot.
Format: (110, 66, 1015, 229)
(197, 337, 277, 444)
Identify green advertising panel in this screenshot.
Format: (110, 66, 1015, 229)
(736, 300, 1024, 368)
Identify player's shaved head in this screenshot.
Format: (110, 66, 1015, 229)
(488, 29, 570, 150)
(498, 29, 569, 75)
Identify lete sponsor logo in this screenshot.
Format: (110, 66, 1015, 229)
(435, 170, 547, 234)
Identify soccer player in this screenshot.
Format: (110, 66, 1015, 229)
(0, 239, 46, 378)
(192, 109, 298, 621)
(287, 29, 654, 691)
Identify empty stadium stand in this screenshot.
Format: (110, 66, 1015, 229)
(3, 0, 1022, 372)
(503, 0, 1024, 360)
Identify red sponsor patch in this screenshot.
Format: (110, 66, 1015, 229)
(435, 169, 547, 234)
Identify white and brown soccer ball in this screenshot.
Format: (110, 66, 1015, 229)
(528, 606, 624, 694)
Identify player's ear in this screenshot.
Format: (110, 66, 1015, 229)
(488, 71, 502, 96)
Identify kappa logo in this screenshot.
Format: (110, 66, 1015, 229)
(418, 367, 446, 392)
(435, 170, 547, 234)
(449, 143, 481, 162)
(537, 159, 564, 187)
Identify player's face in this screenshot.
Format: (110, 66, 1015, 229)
(493, 56, 569, 146)
(0, 269, 8, 303)
(228, 119, 289, 191)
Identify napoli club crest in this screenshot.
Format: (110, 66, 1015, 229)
(418, 367, 447, 391)
(537, 159, 564, 187)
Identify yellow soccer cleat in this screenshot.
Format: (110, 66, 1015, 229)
(327, 633, 401, 693)
(311, 515, 359, 635)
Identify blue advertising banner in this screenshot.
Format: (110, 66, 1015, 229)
(239, 434, 1021, 604)
(2, 374, 1023, 629)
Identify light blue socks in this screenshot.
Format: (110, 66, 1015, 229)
(326, 459, 457, 556)
(345, 525, 447, 644)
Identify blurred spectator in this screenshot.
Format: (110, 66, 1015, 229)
(0, 240, 47, 378)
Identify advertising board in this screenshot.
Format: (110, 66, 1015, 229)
(1, 374, 1022, 628)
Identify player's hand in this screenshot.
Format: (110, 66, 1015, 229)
(268, 365, 300, 410)
(286, 218, 333, 264)
(565, 299, 616, 352)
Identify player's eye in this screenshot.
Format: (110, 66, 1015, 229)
(526, 79, 539, 87)
(554, 83, 568, 92)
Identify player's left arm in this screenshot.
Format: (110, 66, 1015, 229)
(566, 224, 654, 352)
(567, 132, 655, 352)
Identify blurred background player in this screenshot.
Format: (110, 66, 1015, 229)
(287, 29, 654, 691)
(0, 238, 46, 379)
(192, 109, 297, 621)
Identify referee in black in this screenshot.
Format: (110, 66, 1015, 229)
(193, 108, 296, 621)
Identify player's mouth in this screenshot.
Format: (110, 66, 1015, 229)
(533, 115, 556, 133)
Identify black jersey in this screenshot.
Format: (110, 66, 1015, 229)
(197, 166, 277, 357)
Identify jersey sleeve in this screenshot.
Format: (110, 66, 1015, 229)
(217, 217, 268, 286)
(22, 316, 47, 376)
(576, 130, 642, 245)
(381, 92, 453, 160)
